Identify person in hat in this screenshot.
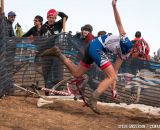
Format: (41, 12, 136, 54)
(23, 15, 43, 37)
(6, 11, 16, 37)
(81, 24, 95, 45)
(40, 9, 68, 37)
(40, 9, 68, 95)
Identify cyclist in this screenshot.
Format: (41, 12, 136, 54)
(40, 0, 144, 113)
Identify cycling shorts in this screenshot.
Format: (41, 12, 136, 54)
(81, 39, 111, 70)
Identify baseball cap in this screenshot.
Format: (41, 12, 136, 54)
(8, 11, 16, 16)
(47, 9, 57, 17)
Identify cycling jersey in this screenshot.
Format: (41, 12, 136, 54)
(81, 34, 133, 70)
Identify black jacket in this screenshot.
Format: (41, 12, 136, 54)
(6, 19, 15, 37)
(23, 26, 41, 37)
(40, 12, 68, 37)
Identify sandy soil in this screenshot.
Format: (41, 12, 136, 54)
(0, 96, 160, 130)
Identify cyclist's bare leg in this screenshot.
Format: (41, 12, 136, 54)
(63, 58, 89, 77)
(40, 46, 89, 77)
(97, 65, 116, 93)
(87, 65, 116, 113)
(111, 57, 123, 98)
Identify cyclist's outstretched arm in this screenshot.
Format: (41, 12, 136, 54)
(112, 0, 126, 35)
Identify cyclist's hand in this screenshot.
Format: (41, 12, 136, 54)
(112, 0, 117, 7)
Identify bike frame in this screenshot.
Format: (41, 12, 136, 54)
(14, 74, 89, 107)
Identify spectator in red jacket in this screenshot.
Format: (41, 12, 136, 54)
(132, 31, 150, 61)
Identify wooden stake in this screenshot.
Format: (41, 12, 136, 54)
(0, 0, 4, 16)
(62, 17, 66, 32)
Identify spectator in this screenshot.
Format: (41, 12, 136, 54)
(40, 9, 68, 95)
(6, 11, 16, 37)
(81, 24, 94, 45)
(153, 52, 159, 62)
(40, 9, 68, 37)
(23, 15, 43, 37)
(15, 22, 24, 37)
(132, 31, 150, 61)
(157, 48, 160, 61)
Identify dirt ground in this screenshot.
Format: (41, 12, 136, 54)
(0, 96, 160, 130)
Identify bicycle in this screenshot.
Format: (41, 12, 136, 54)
(12, 33, 99, 114)
(14, 74, 93, 109)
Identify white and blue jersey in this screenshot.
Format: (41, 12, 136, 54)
(81, 34, 133, 70)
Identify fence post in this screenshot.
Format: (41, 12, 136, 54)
(0, 0, 4, 16)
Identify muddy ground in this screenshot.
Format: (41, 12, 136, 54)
(0, 96, 160, 130)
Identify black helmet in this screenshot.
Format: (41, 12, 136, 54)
(81, 24, 93, 33)
(135, 31, 141, 38)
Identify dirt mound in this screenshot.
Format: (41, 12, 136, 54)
(0, 96, 159, 130)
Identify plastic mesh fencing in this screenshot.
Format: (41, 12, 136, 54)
(0, 18, 160, 106)
(0, 16, 14, 97)
(91, 58, 160, 107)
(4, 33, 85, 91)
